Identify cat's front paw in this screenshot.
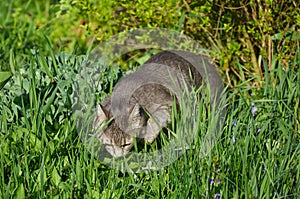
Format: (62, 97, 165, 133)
(143, 118, 161, 144)
(144, 136, 156, 144)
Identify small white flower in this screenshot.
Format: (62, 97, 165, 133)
(251, 103, 258, 116)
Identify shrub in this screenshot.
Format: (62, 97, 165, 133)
(1, 0, 299, 87)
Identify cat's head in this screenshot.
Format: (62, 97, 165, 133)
(93, 103, 148, 157)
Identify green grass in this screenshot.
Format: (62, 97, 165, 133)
(0, 1, 299, 198)
(0, 45, 299, 198)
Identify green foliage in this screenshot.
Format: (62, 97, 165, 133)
(48, 0, 300, 87)
(0, 71, 12, 90)
(50, 0, 116, 52)
(0, 47, 299, 197)
(1, 52, 76, 129)
(0, 0, 55, 70)
(183, 0, 300, 86)
(2, 0, 298, 87)
(0, 0, 300, 198)
(50, 0, 181, 52)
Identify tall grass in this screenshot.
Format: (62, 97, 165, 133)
(0, 43, 299, 198)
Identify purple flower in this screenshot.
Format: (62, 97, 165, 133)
(232, 120, 237, 127)
(214, 193, 221, 199)
(251, 103, 258, 116)
(281, 191, 290, 199)
(257, 128, 261, 133)
(210, 178, 221, 186)
(233, 104, 237, 110)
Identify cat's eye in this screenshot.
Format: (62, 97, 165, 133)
(121, 143, 132, 148)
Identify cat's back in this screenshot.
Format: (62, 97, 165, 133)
(144, 50, 203, 87)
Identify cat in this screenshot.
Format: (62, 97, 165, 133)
(93, 50, 224, 157)
(93, 95, 135, 157)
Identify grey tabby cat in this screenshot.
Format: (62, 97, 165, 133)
(93, 50, 224, 157)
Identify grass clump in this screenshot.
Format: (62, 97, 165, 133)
(0, 46, 299, 198)
(0, 0, 299, 198)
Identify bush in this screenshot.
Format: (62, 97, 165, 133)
(184, 0, 300, 86)
(1, 0, 299, 87)
(51, 0, 299, 87)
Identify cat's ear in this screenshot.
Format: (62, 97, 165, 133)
(93, 104, 107, 130)
(128, 103, 146, 129)
(96, 104, 107, 121)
